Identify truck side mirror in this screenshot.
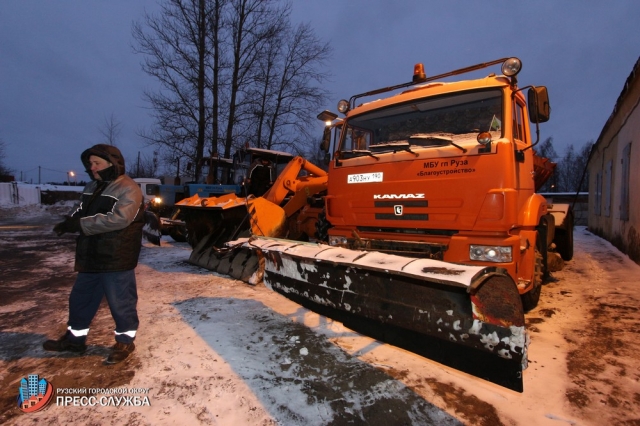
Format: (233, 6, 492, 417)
(528, 86, 550, 123)
(320, 127, 331, 152)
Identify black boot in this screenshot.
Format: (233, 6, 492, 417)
(43, 332, 87, 353)
(105, 342, 135, 364)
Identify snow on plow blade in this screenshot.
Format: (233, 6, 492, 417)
(191, 236, 529, 392)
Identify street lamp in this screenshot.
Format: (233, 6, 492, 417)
(68, 171, 75, 185)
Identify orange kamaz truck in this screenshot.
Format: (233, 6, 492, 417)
(317, 57, 572, 312)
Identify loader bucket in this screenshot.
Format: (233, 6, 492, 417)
(215, 236, 528, 392)
(179, 195, 252, 269)
(181, 191, 291, 269)
(246, 197, 287, 238)
(176, 194, 248, 245)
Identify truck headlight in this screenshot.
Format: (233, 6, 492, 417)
(153, 197, 163, 205)
(329, 236, 348, 246)
(501, 57, 522, 77)
(470, 245, 512, 263)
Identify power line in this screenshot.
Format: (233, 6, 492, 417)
(39, 167, 73, 175)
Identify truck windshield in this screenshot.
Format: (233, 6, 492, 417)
(146, 184, 160, 196)
(340, 89, 502, 153)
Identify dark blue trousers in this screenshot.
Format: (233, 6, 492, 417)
(67, 270, 139, 344)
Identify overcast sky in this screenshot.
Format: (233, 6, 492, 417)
(1, 1, 639, 184)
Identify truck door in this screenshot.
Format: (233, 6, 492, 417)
(513, 99, 534, 191)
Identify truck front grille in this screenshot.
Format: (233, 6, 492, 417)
(348, 238, 447, 260)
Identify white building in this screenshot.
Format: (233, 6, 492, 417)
(588, 57, 640, 264)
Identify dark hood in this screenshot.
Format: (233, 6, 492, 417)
(81, 144, 126, 181)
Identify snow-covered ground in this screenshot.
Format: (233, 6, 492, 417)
(1, 204, 639, 425)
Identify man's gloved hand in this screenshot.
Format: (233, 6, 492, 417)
(53, 216, 82, 236)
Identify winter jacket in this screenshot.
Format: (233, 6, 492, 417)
(70, 144, 144, 272)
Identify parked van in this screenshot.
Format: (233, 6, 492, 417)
(133, 178, 161, 203)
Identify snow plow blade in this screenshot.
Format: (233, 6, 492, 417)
(194, 236, 529, 392)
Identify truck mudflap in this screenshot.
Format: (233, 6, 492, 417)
(192, 236, 529, 391)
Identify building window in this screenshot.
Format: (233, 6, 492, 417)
(604, 159, 612, 217)
(594, 171, 602, 215)
(620, 142, 631, 221)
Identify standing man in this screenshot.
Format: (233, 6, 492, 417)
(43, 144, 144, 364)
(246, 157, 273, 197)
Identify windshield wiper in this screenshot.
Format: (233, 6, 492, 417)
(409, 134, 467, 153)
(369, 141, 419, 157)
(351, 150, 380, 160)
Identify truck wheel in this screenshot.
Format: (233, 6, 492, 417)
(555, 215, 574, 261)
(521, 249, 543, 312)
(169, 225, 188, 243)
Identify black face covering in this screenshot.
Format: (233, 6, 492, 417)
(96, 165, 117, 182)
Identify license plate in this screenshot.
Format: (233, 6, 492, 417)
(347, 172, 383, 183)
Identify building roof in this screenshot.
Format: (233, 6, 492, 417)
(594, 56, 640, 149)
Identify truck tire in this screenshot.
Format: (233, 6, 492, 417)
(521, 249, 543, 312)
(554, 214, 574, 261)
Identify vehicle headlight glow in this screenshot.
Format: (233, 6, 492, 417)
(153, 197, 162, 204)
(470, 245, 512, 263)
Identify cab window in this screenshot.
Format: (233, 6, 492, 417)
(513, 101, 527, 143)
(147, 184, 159, 196)
(343, 127, 371, 151)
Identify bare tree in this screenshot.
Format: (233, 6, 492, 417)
(207, 0, 226, 159)
(127, 151, 159, 179)
(0, 138, 14, 177)
(558, 141, 592, 193)
(303, 138, 329, 172)
(251, 21, 331, 152)
(98, 113, 123, 146)
(220, 0, 289, 158)
(132, 0, 331, 181)
(535, 138, 592, 193)
(249, 27, 282, 149)
(133, 0, 212, 182)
